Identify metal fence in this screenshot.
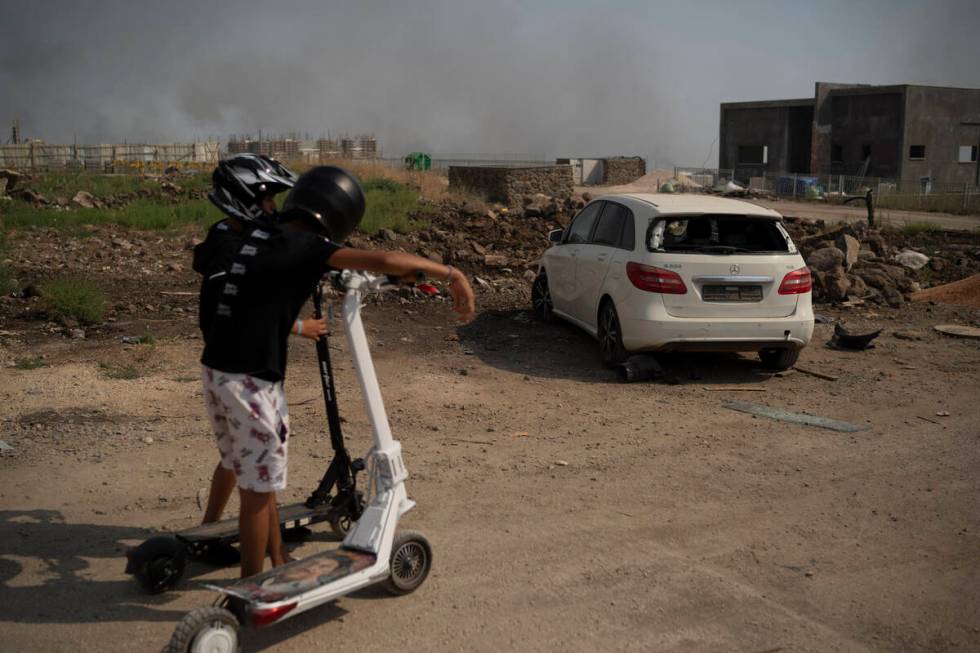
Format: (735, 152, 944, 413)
(379, 155, 552, 171)
(0, 141, 222, 173)
(672, 166, 736, 189)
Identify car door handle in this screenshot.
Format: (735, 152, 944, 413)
(596, 253, 608, 261)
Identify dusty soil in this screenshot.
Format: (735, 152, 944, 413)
(2, 224, 980, 652)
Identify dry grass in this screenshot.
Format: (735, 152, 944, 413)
(286, 158, 450, 200)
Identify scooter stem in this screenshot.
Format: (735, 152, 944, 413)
(341, 277, 395, 452)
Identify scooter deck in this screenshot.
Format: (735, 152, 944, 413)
(177, 501, 335, 543)
(207, 547, 376, 605)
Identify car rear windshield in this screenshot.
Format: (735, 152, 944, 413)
(648, 214, 792, 254)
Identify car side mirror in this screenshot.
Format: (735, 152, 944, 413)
(548, 229, 564, 244)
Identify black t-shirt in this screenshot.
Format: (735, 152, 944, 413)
(197, 222, 341, 382)
(193, 219, 247, 336)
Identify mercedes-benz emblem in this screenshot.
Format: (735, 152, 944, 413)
(730, 264, 740, 275)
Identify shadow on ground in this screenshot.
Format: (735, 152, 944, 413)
(459, 309, 775, 385)
(0, 509, 186, 624)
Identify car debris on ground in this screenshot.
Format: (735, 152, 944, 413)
(723, 400, 870, 432)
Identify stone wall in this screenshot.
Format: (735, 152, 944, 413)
(449, 165, 573, 206)
(601, 157, 646, 185)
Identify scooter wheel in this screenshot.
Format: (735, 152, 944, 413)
(129, 536, 187, 594)
(165, 606, 241, 653)
(385, 530, 432, 595)
(329, 512, 354, 537)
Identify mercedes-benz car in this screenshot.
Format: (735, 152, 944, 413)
(531, 194, 813, 370)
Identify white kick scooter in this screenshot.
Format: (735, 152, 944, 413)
(165, 270, 432, 653)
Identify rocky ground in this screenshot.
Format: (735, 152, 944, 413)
(1, 193, 980, 652)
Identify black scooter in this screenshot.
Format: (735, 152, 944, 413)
(125, 282, 366, 593)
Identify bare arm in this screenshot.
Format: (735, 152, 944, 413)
(327, 248, 476, 323)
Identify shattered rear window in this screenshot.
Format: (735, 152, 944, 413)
(648, 215, 792, 254)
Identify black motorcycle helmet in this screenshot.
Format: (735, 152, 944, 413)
(282, 166, 366, 242)
(208, 153, 299, 222)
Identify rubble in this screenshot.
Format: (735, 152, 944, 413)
(783, 217, 980, 308)
(71, 190, 102, 209)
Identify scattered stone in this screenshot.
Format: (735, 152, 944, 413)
(835, 234, 861, 271)
(0, 168, 21, 193)
(166, 262, 183, 272)
(18, 188, 49, 205)
(142, 436, 154, 444)
(554, 460, 569, 467)
(893, 330, 923, 340)
(882, 286, 905, 308)
(894, 249, 930, 270)
(807, 247, 845, 273)
(71, 190, 100, 209)
(484, 254, 508, 268)
(378, 228, 397, 242)
(69, 328, 86, 339)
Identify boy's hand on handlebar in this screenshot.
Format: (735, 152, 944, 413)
(298, 317, 327, 340)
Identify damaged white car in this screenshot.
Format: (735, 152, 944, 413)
(531, 194, 814, 370)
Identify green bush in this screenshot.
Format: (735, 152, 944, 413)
(14, 356, 47, 370)
(362, 177, 406, 194)
(101, 363, 142, 380)
(359, 178, 425, 234)
(896, 221, 941, 236)
(41, 277, 107, 324)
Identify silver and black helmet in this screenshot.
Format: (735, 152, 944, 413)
(208, 153, 299, 222)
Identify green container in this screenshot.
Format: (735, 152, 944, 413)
(404, 152, 432, 170)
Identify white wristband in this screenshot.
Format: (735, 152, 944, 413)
(295, 319, 303, 336)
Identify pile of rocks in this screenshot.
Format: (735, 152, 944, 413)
(783, 218, 977, 307)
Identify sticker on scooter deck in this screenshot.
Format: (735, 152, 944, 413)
(179, 501, 335, 542)
(207, 548, 377, 604)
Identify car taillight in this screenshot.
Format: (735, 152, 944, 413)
(250, 602, 297, 628)
(626, 262, 687, 294)
(778, 267, 812, 294)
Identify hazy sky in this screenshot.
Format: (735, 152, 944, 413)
(2, 0, 978, 166)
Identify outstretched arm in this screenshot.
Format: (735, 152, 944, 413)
(327, 248, 476, 323)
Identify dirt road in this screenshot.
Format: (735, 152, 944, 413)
(584, 176, 980, 232)
(2, 294, 979, 652)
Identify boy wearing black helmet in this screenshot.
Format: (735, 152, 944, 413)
(199, 165, 475, 578)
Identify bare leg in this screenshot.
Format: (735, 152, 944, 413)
(266, 497, 292, 567)
(202, 463, 237, 524)
(239, 489, 272, 578)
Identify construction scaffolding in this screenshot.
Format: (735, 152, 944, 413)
(228, 134, 379, 162)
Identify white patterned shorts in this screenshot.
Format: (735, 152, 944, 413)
(202, 366, 289, 492)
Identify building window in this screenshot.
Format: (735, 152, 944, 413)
(738, 145, 767, 165)
(909, 145, 926, 159)
(831, 144, 843, 162)
(958, 145, 978, 163)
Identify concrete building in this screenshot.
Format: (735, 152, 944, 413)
(720, 82, 980, 186)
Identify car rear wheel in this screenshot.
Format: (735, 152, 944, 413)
(598, 301, 627, 368)
(758, 348, 800, 371)
(531, 272, 555, 323)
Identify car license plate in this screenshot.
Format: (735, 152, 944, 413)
(702, 285, 763, 302)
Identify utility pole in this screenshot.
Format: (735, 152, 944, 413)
(11, 118, 20, 144)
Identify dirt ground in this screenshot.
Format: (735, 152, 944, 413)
(2, 262, 980, 651)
